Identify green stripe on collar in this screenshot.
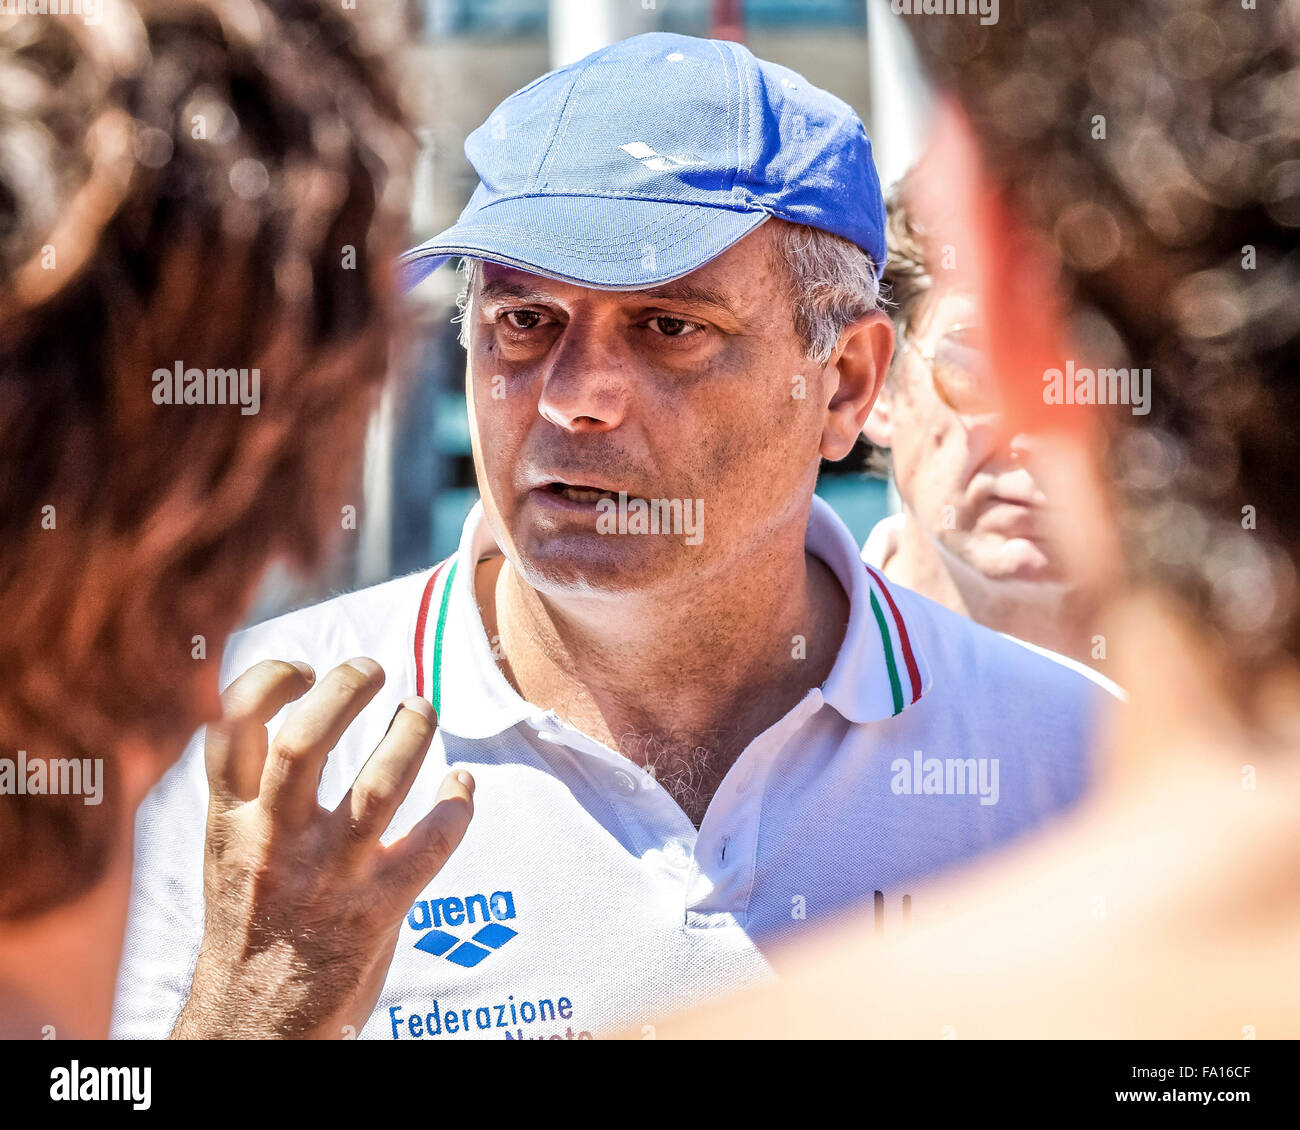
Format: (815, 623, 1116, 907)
(868, 586, 904, 716)
(430, 559, 459, 717)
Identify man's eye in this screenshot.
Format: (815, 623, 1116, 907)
(501, 310, 545, 330)
(648, 316, 700, 338)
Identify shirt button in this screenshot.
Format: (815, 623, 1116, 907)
(611, 770, 638, 796)
(663, 838, 692, 869)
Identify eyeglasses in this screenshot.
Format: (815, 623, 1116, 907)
(901, 323, 1000, 419)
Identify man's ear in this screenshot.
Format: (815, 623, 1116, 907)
(820, 311, 894, 462)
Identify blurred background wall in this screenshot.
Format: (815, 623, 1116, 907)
(251, 0, 924, 621)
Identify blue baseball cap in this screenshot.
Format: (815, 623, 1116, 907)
(399, 32, 886, 293)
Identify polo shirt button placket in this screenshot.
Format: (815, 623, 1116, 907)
(663, 837, 693, 872)
(682, 744, 773, 921)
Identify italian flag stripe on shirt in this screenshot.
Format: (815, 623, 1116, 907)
(868, 587, 905, 715)
(414, 554, 922, 720)
(863, 562, 923, 715)
(414, 557, 457, 712)
(429, 561, 458, 716)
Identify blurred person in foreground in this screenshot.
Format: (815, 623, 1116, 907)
(115, 32, 1115, 1041)
(0, 0, 475, 1039)
(648, 0, 1300, 1038)
(863, 177, 1105, 668)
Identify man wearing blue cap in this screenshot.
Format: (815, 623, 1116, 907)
(115, 34, 1115, 1040)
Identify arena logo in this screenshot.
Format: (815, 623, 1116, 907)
(595, 491, 704, 546)
(891, 0, 998, 28)
(407, 890, 518, 968)
(151, 361, 261, 415)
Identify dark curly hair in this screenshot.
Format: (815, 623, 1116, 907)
(0, 0, 413, 919)
(902, 0, 1300, 672)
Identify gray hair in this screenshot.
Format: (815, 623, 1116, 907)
(770, 220, 885, 364)
(453, 219, 883, 363)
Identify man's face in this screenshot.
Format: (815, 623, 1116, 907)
(464, 223, 831, 599)
(880, 289, 1061, 583)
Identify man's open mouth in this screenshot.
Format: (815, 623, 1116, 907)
(544, 482, 622, 503)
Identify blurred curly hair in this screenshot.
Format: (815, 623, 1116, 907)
(903, 0, 1300, 672)
(0, 0, 413, 918)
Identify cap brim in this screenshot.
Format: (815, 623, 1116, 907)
(398, 195, 770, 293)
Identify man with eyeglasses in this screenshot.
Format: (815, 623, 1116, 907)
(862, 178, 1107, 669)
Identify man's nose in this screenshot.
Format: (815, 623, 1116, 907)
(536, 322, 631, 434)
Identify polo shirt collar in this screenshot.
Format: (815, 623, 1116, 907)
(808, 496, 933, 722)
(416, 496, 931, 739)
(412, 506, 534, 740)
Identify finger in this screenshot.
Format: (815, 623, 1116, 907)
(377, 770, 475, 908)
(259, 657, 385, 826)
(205, 659, 316, 813)
(334, 696, 439, 845)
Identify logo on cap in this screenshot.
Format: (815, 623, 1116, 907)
(619, 141, 705, 172)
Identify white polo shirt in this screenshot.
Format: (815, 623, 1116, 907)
(113, 497, 1116, 1040)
